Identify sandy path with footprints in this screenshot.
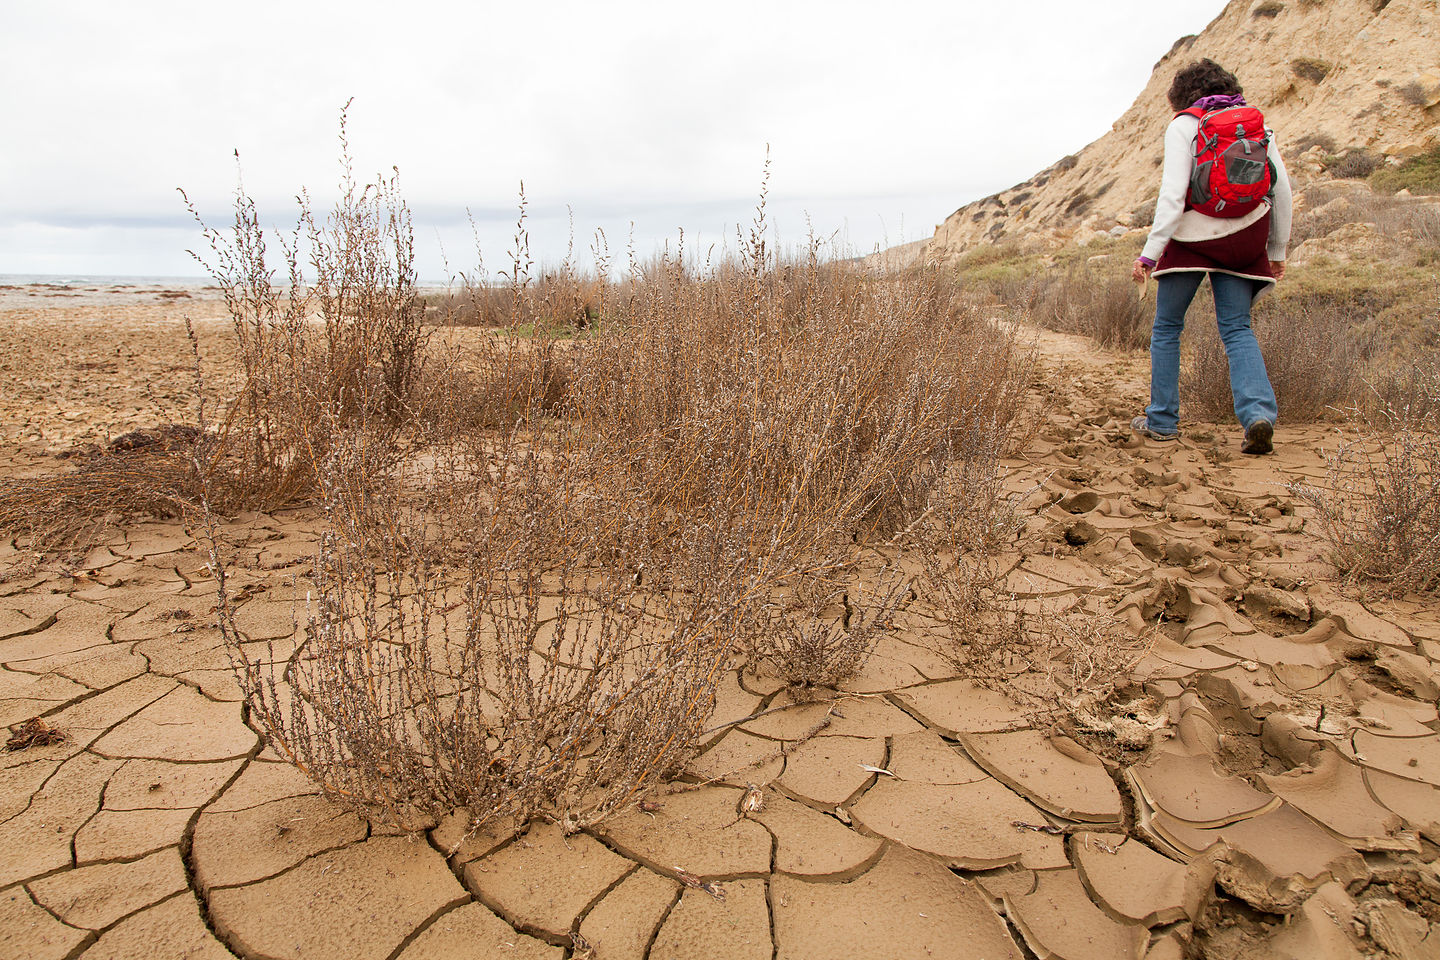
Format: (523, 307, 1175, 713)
(3, 290, 1439, 960)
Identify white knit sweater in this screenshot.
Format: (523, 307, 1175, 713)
(1141, 113, 1293, 264)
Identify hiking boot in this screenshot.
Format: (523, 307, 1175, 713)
(1242, 419, 1274, 455)
(1131, 415, 1178, 443)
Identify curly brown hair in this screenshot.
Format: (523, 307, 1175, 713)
(1167, 59, 1244, 111)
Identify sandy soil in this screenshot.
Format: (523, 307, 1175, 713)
(3, 286, 1439, 960)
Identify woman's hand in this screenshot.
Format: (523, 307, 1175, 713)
(1132, 258, 1154, 284)
(1269, 260, 1286, 281)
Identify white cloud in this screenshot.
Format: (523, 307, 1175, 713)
(1, 0, 1231, 277)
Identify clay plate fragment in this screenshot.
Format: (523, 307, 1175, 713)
(772, 845, 1023, 960)
(465, 823, 633, 938)
(1004, 868, 1147, 960)
(850, 777, 1066, 869)
(962, 731, 1123, 824)
(395, 902, 561, 960)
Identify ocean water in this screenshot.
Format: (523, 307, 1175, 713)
(0, 274, 456, 292)
(0, 274, 214, 289)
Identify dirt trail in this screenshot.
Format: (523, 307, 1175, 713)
(3, 292, 1439, 960)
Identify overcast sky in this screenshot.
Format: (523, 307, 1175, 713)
(1, 0, 1230, 281)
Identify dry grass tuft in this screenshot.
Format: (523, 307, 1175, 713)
(1181, 296, 1373, 423)
(0, 426, 209, 553)
(1299, 358, 1440, 595)
(1034, 267, 1152, 351)
(177, 102, 430, 510)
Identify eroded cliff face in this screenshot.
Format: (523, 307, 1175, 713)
(923, 0, 1440, 264)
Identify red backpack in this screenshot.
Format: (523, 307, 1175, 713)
(1180, 105, 1274, 217)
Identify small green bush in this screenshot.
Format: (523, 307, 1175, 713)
(1291, 58, 1333, 84)
(1371, 147, 1440, 195)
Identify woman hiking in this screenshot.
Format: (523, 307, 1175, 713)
(1131, 58, 1293, 455)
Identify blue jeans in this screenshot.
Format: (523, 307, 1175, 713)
(1145, 271, 1277, 435)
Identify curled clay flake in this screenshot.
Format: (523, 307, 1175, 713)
(858, 763, 896, 777)
(739, 783, 766, 816)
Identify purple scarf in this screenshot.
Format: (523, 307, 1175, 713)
(1191, 93, 1247, 112)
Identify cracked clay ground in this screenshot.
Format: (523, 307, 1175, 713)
(3, 290, 1440, 960)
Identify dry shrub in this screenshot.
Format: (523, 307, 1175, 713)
(6, 718, 66, 751)
(575, 225, 1032, 555)
(904, 454, 1027, 678)
(411, 336, 573, 435)
(1182, 295, 1375, 423)
(903, 464, 1153, 734)
(178, 104, 430, 509)
(564, 220, 1032, 685)
(1291, 132, 1337, 156)
(1398, 81, 1428, 107)
(1293, 184, 1440, 245)
(424, 273, 602, 331)
(1373, 352, 1440, 424)
(422, 286, 510, 327)
(1130, 196, 1157, 229)
(1298, 361, 1440, 595)
(196, 157, 1035, 831)
(748, 571, 907, 689)
(1028, 611, 1157, 745)
(1327, 150, 1380, 180)
(213, 431, 752, 831)
(1034, 267, 1151, 351)
(0, 429, 202, 552)
(982, 270, 1049, 315)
